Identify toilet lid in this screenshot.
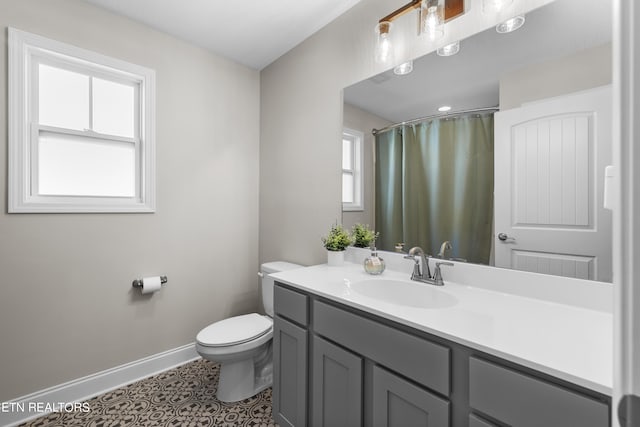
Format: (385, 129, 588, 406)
(196, 313, 272, 347)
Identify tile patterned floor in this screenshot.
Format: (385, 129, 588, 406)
(20, 359, 277, 427)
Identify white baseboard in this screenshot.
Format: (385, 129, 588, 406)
(0, 343, 199, 427)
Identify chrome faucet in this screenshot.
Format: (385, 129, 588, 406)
(437, 241, 452, 259)
(432, 261, 454, 286)
(404, 246, 431, 282)
(404, 246, 454, 286)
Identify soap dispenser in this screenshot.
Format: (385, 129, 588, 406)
(364, 245, 386, 275)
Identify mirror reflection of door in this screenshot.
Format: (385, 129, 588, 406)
(494, 86, 612, 281)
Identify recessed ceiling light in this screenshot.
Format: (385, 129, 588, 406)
(393, 60, 414, 75)
(437, 41, 460, 57)
(438, 105, 452, 112)
(496, 15, 525, 34)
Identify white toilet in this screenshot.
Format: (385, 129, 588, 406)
(195, 261, 302, 402)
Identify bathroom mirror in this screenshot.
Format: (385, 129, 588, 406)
(342, 0, 613, 282)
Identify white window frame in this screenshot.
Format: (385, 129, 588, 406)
(8, 28, 156, 213)
(342, 127, 364, 211)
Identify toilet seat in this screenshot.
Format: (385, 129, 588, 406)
(196, 313, 272, 348)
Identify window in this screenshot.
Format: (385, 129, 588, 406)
(8, 28, 156, 212)
(342, 128, 364, 211)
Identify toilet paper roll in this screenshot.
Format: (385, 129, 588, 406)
(141, 276, 162, 294)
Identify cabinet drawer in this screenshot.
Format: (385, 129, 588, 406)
(313, 300, 450, 396)
(469, 357, 609, 427)
(274, 284, 308, 326)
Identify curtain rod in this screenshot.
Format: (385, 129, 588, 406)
(372, 106, 499, 135)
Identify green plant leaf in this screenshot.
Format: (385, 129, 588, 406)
(321, 223, 353, 251)
(351, 223, 380, 248)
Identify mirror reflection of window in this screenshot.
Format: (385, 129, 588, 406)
(342, 128, 363, 211)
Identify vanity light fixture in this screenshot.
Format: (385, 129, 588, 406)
(421, 0, 445, 41)
(438, 105, 452, 112)
(374, 21, 394, 64)
(437, 40, 460, 56)
(374, 0, 464, 65)
(394, 60, 414, 75)
(496, 15, 525, 33)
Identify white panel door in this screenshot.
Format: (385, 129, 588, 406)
(494, 86, 612, 282)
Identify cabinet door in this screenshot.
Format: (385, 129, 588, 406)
(273, 316, 308, 427)
(372, 365, 450, 427)
(312, 336, 363, 427)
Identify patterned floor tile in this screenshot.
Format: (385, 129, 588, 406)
(19, 360, 278, 427)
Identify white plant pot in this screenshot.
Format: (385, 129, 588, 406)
(327, 250, 345, 266)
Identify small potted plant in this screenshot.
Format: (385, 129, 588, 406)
(321, 223, 352, 266)
(351, 223, 380, 248)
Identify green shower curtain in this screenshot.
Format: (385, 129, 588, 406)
(375, 113, 494, 264)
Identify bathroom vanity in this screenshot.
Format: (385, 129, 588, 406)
(270, 258, 612, 427)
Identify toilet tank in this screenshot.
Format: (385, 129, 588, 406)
(261, 261, 303, 317)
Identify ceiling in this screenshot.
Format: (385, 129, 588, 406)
(82, 0, 362, 70)
(344, 0, 612, 123)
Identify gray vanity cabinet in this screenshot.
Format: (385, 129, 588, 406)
(272, 282, 611, 427)
(273, 286, 309, 427)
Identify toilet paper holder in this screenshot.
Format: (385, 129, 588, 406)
(132, 276, 168, 289)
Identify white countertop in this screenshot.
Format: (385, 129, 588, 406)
(271, 261, 613, 395)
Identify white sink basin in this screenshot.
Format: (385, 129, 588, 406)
(349, 278, 458, 309)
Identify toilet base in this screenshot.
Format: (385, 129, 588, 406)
(213, 342, 273, 402)
(216, 360, 267, 402)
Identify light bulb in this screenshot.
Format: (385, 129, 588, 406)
(377, 35, 392, 62)
(496, 15, 525, 33)
(421, 0, 444, 41)
(375, 22, 394, 64)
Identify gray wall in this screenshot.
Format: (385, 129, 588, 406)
(0, 0, 260, 401)
(259, 0, 553, 266)
(342, 103, 391, 231)
(499, 43, 612, 109)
